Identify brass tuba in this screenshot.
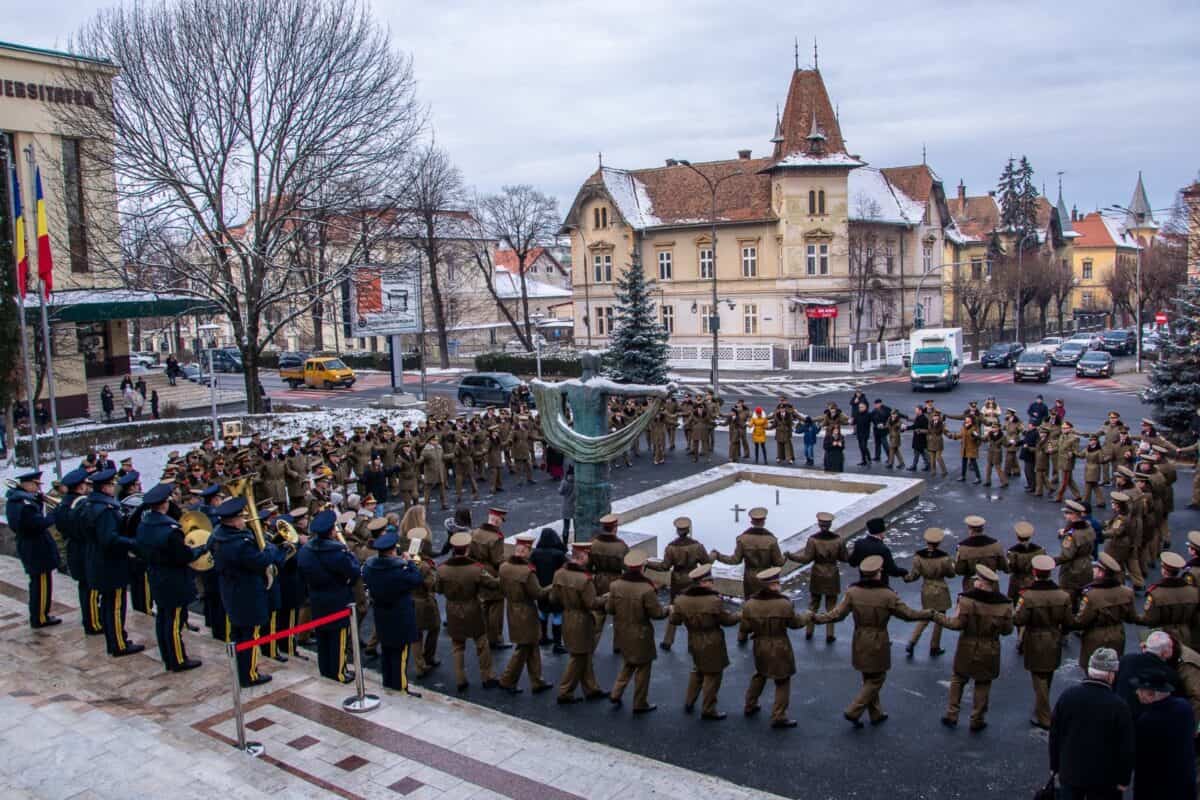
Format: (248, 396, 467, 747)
(223, 473, 277, 588)
(180, 511, 215, 572)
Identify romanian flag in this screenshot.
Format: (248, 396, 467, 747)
(10, 167, 27, 299)
(34, 167, 53, 297)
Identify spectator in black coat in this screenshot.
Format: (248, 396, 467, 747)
(358, 456, 392, 505)
(1049, 647, 1134, 799)
(165, 354, 179, 386)
(905, 407, 929, 471)
(1020, 422, 1040, 491)
(823, 425, 845, 473)
(1027, 394, 1049, 426)
(847, 517, 908, 585)
(100, 385, 114, 422)
(869, 399, 891, 462)
(1114, 631, 1184, 719)
(852, 402, 872, 466)
(530, 527, 567, 653)
(1132, 672, 1196, 800)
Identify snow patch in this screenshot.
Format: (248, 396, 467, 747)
(601, 168, 661, 229)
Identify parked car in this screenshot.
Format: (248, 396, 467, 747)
(1013, 350, 1052, 383)
(1067, 332, 1103, 350)
(1075, 350, 1114, 378)
(181, 363, 211, 385)
(130, 352, 160, 369)
(502, 335, 548, 354)
(1051, 341, 1088, 366)
(1100, 329, 1135, 356)
(277, 350, 309, 371)
(457, 372, 525, 407)
(1027, 336, 1063, 354)
(202, 348, 243, 373)
(280, 356, 356, 389)
(980, 341, 1025, 368)
(1142, 332, 1162, 354)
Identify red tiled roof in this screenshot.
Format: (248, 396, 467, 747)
(1072, 212, 1139, 249)
(947, 195, 1000, 240)
(495, 247, 544, 273)
(880, 165, 935, 203)
(773, 69, 846, 160)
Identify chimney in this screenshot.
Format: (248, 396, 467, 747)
(664, 158, 677, 167)
(957, 179, 966, 206)
(988, 190, 996, 197)
(737, 149, 751, 160)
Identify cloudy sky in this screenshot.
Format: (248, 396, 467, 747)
(10, 0, 1199, 219)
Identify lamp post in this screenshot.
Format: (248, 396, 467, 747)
(676, 160, 742, 398)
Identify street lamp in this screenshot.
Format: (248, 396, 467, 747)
(1108, 204, 1145, 373)
(676, 160, 743, 398)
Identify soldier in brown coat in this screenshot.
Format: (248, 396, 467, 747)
(936, 564, 1014, 731)
(786, 511, 848, 643)
(953, 515, 1007, 594)
(818, 555, 932, 727)
(712, 507, 785, 642)
(588, 514, 629, 651)
(419, 436, 448, 510)
(1139, 551, 1200, 647)
(669, 564, 740, 719)
(405, 529, 441, 676)
(606, 551, 668, 713)
(1103, 492, 1144, 590)
(1056, 501, 1097, 609)
(550, 542, 607, 703)
(1005, 521, 1043, 602)
(436, 532, 499, 691)
(469, 507, 510, 648)
(497, 534, 551, 694)
(903, 528, 955, 656)
(739, 567, 811, 728)
(1074, 552, 1136, 670)
(652, 516, 711, 651)
(1012, 554, 1072, 729)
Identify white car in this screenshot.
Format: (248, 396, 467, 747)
(1027, 336, 1063, 354)
(1067, 332, 1103, 350)
(131, 352, 160, 368)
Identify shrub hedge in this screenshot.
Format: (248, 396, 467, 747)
(473, 352, 582, 378)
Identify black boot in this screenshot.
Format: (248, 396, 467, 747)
(552, 624, 567, 654)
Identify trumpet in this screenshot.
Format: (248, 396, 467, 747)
(180, 511, 215, 572)
(5, 479, 61, 510)
(273, 518, 301, 560)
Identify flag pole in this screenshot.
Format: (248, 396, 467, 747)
(24, 150, 61, 476)
(3, 137, 39, 468)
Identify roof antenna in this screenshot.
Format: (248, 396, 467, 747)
(598, 151, 603, 169)
(794, 37, 799, 70)
(1057, 170, 1064, 196)
(813, 37, 818, 70)
(922, 143, 927, 165)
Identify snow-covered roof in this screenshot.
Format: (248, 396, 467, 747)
(1099, 212, 1144, 250)
(600, 167, 661, 229)
(770, 151, 866, 169)
(847, 168, 925, 226)
(492, 270, 572, 300)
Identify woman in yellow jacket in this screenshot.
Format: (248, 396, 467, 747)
(750, 407, 770, 464)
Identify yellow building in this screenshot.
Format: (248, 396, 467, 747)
(1068, 211, 1139, 319)
(561, 64, 957, 362)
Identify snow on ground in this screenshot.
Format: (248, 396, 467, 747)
(256, 408, 425, 440)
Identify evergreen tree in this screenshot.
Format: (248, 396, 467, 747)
(997, 156, 1039, 235)
(603, 254, 670, 385)
(1016, 156, 1040, 234)
(1145, 283, 1200, 444)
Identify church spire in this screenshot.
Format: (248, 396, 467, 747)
(771, 104, 783, 144)
(1056, 171, 1074, 235)
(1126, 171, 1158, 230)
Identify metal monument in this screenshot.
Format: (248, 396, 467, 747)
(530, 351, 668, 541)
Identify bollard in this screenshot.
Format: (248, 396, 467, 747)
(341, 603, 380, 713)
(775, 488, 780, 506)
(226, 642, 264, 757)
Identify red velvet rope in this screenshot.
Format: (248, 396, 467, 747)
(234, 608, 352, 652)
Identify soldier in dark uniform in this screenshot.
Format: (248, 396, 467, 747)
(1139, 551, 1199, 647)
(469, 507, 510, 649)
(56, 468, 100, 634)
(936, 564, 1014, 731)
(210, 497, 289, 687)
(82, 468, 143, 655)
(136, 482, 203, 672)
(589, 513, 628, 650)
(904, 528, 955, 657)
(847, 517, 908, 586)
(118, 471, 153, 616)
(551, 541, 607, 703)
(819, 554, 932, 727)
(1074, 552, 1136, 670)
(712, 507, 785, 643)
(192, 484, 230, 641)
(607, 550, 668, 713)
(787, 511, 848, 643)
(498, 533, 551, 694)
(740, 566, 809, 728)
(1056, 500, 1097, 610)
(437, 532, 499, 691)
(653, 516, 711, 651)
(362, 529, 424, 693)
(6, 470, 60, 628)
(297, 509, 361, 683)
(1014, 554, 1073, 729)
(669, 563, 740, 719)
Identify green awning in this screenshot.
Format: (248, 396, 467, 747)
(23, 289, 218, 323)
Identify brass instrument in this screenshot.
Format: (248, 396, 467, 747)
(5, 479, 61, 510)
(180, 511, 215, 572)
(273, 518, 300, 560)
(335, 511, 356, 547)
(223, 473, 276, 588)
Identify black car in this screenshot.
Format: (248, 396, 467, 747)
(457, 372, 525, 407)
(980, 341, 1025, 368)
(1050, 341, 1087, 366)
(1100, 329, 1135, 356)
(1076, 350, 1114, 378)
(1013, 350, 1052, 383)
(278, 350, 309, 370)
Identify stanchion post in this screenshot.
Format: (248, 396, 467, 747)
(342, 603, 380, 713)
(227, 642, 264, 757)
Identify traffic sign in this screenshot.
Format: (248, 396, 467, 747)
(1155, 311, 1168, 325)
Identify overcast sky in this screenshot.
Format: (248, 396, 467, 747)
(9, 0, 1199, 220)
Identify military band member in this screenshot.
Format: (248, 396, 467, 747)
(402, 528, 441, 675)
(56, 468, 100, 634)
(211, 497, 287, 686)
(787, 511, 848, 643)
(7, 470, 60, 628)
(904, 528, 955, 657)
(936, 564, 1014, 731)
(818, 554, 933, 727)
(1081, 433, 1108, 508)
(116, 471, 154, 616)
(83, 469, 145, 656)
(953, 515, 1007, 594)
(654, 516, 711, 651)
(297, 509, 361, 683)
(420, 435, 448, 510)
(469, 507, 510, 649)
(669, 563, 740, 719)
(438, 532, 499, 692)
(1005, 521, 1043, 603)
(498, 534, 552, 694)
(1074, 552, 1136, 670)
(1103, 492, 1143, 591)
(552, 541, 608, 704)
(607, 550, 668, 713)
(589, 513, 628, 649)
(1139, 551, 1200, 647)
(712, 507, 785, 643)
(1013, 554, 1072, 729)
(740, 566, 810, 728)
(361, 528, 424, 694)
(136, 482, 202, 671)
(1056, 500, 1097, 609)
(273, 507, 309, 659)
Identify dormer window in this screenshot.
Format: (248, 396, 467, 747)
(593, 206, 608, 229)
(807, 189, 826, 216)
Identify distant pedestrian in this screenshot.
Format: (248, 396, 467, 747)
(100, 384, 114, 422)
(135, 376, 147, 399)
(852, 402, 871, 466)
(530, 527, 567, 652)
(35, 403, 49, 433)
(123, 385, 137, 422)
(150, 390, 160, 420)
(798, 415, 818, 467)
(1131, 672, 1195, 800)
(1027, 394, 1048, 426)
(823, 424, 845, 473)
(750, 407, 769, 464)
(165, 354, 179, 386)
(1049, 647, 1134, 799)
(120, 373, 132, 392)
(906, 406, 929, 471)
(558, 465, 575, 543)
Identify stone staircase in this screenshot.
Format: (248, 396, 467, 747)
(85, 369, 245, 420)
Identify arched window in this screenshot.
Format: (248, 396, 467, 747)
(808, 190, 816, 215)
(601, 207, 608, 227)
(593, 208, 600, 228)
(818, 190, 826, 215)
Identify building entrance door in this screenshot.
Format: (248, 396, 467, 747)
(77, 322, 112, 378)
(807, 317, 830, 347)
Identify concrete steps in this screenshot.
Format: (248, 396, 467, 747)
(85, 369, 244, 419)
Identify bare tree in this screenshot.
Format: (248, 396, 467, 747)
(1045, 251, 1076, 334)
(846, 196, 895, 354)
(953, 273, 995, 342)
(57, 0, 423, 411)
(478, 185, 559, 347)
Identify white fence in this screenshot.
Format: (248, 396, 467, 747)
(666, 343, 774, 371)
(788, 339, 910, 372)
